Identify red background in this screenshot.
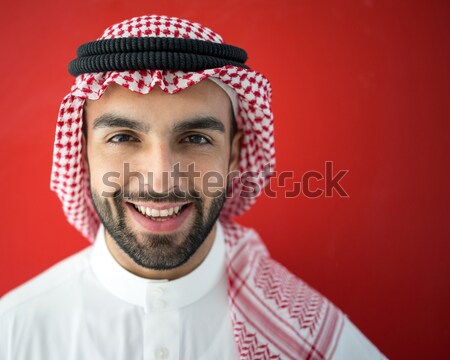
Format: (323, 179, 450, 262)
(1, 1, 449, 358)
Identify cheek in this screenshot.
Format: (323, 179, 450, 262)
(193, 162, 230, 196)
(87, 150, 127, 192)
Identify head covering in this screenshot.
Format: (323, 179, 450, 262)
(51, 15, 275, 241)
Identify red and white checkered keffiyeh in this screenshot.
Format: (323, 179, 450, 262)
(50, 15, 343, 359)
(51, 15, 274, 242)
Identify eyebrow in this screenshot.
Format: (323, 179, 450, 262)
(93, 114, 150, 133)
(173, 116, 225, 134)
(93, 114, 225, 134)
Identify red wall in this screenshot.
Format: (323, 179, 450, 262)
(1, 1, 449, 358)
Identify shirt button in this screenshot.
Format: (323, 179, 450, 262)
(150, 287, 165, 297)
(152, 299, 166, 309)
(155, 347, 169, 359)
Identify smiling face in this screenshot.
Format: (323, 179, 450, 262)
(84, 80, 241, 279)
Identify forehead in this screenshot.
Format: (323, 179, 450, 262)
(84, 80, 232, 127)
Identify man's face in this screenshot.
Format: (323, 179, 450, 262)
(84, 80, 241, 271)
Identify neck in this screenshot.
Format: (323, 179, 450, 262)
(104, 224, 217, 280)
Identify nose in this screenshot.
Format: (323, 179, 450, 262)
(138, 141, 177, 195)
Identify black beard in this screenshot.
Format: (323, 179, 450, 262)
(90, 188, 226, 271)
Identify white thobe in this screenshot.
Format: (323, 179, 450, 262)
(0, 221, 387, 359)
(0, 223, 239, 360)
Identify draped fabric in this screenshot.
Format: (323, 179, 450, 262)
(223, 220, 344, 359)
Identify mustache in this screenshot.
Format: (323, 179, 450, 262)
(115, 188, 202, 203)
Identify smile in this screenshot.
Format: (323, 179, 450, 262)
(126, 201, 194, 233)
(132, 203, 190, 221)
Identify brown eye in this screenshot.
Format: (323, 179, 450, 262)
(183, 135, 210, 145)
(109, 134, 138, 143)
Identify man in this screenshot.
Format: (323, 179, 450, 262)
(0, 15, 387, 359)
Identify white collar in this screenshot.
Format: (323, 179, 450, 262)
(90, 222, 226, 312)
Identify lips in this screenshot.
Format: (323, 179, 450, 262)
(126, 201, 194, 232)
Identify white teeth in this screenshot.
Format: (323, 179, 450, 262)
(160, 209, 169, 216)
(134, 204, 186, 218)
(151, 208, 160, 217)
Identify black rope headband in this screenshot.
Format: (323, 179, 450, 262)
(68, 37, 249, 76)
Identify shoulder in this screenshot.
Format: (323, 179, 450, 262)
(223, 220, 346, 358)
(246, 252, 388, 358)
(223, 220, 330, 311)
(333, 317, 388, 359)
(223, 220, 387, 359)
(0, 246, 93, 317)
(250, 253, 344, 341)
